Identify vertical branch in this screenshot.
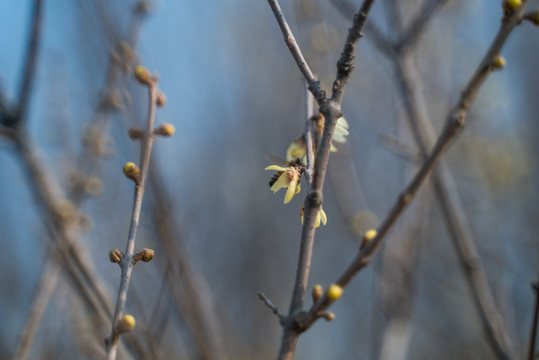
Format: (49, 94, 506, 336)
(106, 73, 160, 360)
(266, 1, 376, 359)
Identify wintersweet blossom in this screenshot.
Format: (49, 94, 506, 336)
(300, 205, 327, 228)
(265, 165, 302, 204)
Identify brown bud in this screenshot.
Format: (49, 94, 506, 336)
(140, 248, 155, 262)
(322, 312, 335, 321)
(109, 249, 123, 263)
(128, 127, 145, 140)
(156, 92, 167, 107)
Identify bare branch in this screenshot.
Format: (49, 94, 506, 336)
(296, 0, 529, 337)
(266, 0, 377, 359)
(106, 75, 159, 360)
(13, 0, 43, 127)
(267, 0, 325, 102)
(258, 292, 285, 320)
(396, 0, 452, 51)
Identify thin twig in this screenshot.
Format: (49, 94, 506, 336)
(258, 292, 284, 319)
(267, 0, 325, 102)
(529, 281, 539, 360)
(106, 78, 158, 360)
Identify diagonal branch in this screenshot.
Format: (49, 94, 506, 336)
(296, 0, 529, 338)
(13, 0, 43, 127)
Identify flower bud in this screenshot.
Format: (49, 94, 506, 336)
(128, 127, 145, 140)
(326, 284, 343, 300)
(154, 123, 175, 137)
(491, 55, 506, 70)
(503, 0, 522, 11)
(360, 229, 377, 250)
(109, 249, 123, 263)
(117, 314, 136, 334)
(322, 312, 335, 321)
(156, 92, 167, 107)
(140, 248, 155, 262)
(123, 162, 140, 183)
(134, 65, 152, 86)
(312, 284, 323, 302)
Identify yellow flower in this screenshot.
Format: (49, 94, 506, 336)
(286, 136, 306, 162)
(265, 165, 302, 204)
(300, 205, 327, 228)
(331, 117, 349, 152)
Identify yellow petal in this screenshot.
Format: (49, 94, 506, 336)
(265, 165, 287, 171)
(284, 178, 297, 204)
(330, 143, 338, 152)
(334, 124, 349, 136)
(333, 133, 347, 144)
(320, 208, 327, 226)
(286, 138, 306, 162)
(337, 116, 349, 129)
(314, 210, 321, 228)
(301, 213, 304, 225)
(270, 173, 288, 193)
(295, 182, 301, 194)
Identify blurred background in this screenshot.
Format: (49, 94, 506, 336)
(0, 0, 538, 359)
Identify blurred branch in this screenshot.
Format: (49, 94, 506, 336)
(294, 0, 529, 340)
(395, 0, 452, 51)
(331, 0, 520, 358)
(149, 167, 233, 360)
(303, 83, 315, 184)
(13, 260, 60, 360)
(106, 73, 160, 359)
(529, 281, 539, 360)
(266, 1, 376, 359)
(12, 0, 43, 127)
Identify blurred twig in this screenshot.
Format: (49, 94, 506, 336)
(13, 259, 60, 360)
(266, 0, 376, 358)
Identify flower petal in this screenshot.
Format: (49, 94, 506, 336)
(320, 208, 327, 226)
(314, 210, 321, 228)
(295, 182, 301, 194)
(265, 165, 287, 171)
(330, 143, 338, 152)
(333, 133, 347, 144)
(334, 124, 349, 136)
(270, 173, 288, 193)
(284, 178, 297, 204)
(337, 116, 349, 129)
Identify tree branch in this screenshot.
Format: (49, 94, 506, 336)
(296, 0, 530, 336)
(106, 75, 159, 360)
(267, 1, 377, 359)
